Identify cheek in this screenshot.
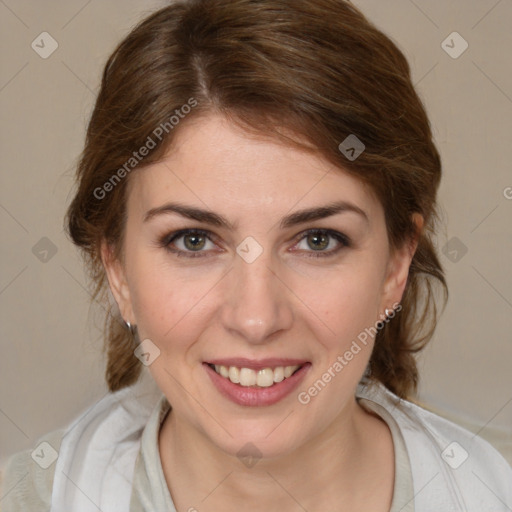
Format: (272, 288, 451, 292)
(293, 262, 386, 410)
(126, 253, 219, 352)
(291, 258, 385, 349)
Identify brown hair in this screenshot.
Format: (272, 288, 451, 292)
(66, 0, 447, 399)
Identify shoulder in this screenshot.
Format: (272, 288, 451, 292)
(357, 380, 512, 511)
(0, 428, 65, 512)
(0, 375, 163, 512)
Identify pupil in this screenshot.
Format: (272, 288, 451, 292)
(308, 233, 328, 250)
(184, 234, 205, 251)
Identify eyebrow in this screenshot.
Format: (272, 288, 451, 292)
(143, 200, 368, 229)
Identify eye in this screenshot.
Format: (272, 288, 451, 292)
(160, 229, 218, 258)
(159, 227, 351, 259)
(292, 229, 350, 258)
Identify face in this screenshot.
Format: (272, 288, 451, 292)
(103, 113, 417, 460)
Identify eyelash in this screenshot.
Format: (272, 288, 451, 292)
(158, 228, 351, 259)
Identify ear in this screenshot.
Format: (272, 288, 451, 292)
(100, 240, 135, 324)
(380, 213, 423, 311)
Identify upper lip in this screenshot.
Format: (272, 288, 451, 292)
(205, 358, 309, 371)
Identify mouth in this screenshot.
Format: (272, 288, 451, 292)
(206, 362, 304, 388)
(203, 359, 311, 407)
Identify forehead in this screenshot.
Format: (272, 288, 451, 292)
(127, 114, 382, 223)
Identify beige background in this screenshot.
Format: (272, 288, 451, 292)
(0, 0, 511, 479)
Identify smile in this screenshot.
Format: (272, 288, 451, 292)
(203, 360, 311, 407)
(208, 363, 302, 387)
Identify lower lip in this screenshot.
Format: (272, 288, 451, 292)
(204, 363, 311, 407)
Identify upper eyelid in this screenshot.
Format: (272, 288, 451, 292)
(168, 228, 221, 245)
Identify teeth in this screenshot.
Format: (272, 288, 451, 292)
(256, 368, 274, 387)
(273, 366, 284, 383)
(284, 366, 296, 378)
(212, 364, 301, 387)
(228, 366, 240, 383)
(240, 367, 257, 386)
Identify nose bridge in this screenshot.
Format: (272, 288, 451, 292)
(220, 248, 293, 343)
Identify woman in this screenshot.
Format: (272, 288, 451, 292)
(2, 0, 511, 510)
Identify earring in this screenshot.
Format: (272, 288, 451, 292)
(124, 320, 136, 335)
(384, 308, 393, 319)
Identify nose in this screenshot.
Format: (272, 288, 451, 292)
(219, 249, 294, 345)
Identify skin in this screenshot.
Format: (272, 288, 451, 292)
(102, 114, 422, 511)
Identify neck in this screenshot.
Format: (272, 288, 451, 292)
(158, 398, 394, 512)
